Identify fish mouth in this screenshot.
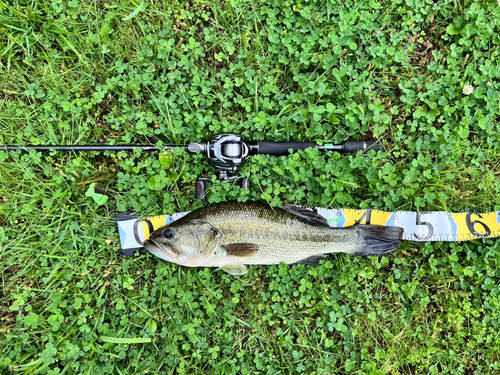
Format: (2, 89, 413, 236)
(143, 239, 179, 260)
(143, 239, 161, 253)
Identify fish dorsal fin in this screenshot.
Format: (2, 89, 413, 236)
(221, 243, 259, 257)
(283, 205, 330, 226)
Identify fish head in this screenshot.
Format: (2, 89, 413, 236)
(142, 219, 224, 266)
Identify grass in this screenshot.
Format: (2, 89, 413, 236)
(1, 0, 500, 373)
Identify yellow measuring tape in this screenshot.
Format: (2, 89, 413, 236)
(314, 208, 500, 242)
(115, 208, 500, 251)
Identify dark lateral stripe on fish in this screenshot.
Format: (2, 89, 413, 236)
(352, 225, 404, 256)
(221, 243, 260, 257)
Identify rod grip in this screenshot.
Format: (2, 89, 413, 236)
(342, 140, 382, 153)
(258, 141, 316, 155)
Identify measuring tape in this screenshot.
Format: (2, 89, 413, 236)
(113, 207, 500, 254)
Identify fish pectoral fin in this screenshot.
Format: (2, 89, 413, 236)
(219, 264, 248, 276)
(221, 243, 259, 257)
(293, 254, 327, 264)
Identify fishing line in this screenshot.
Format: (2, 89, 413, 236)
(93, 203, 111, 225)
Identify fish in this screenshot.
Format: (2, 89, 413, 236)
(142, 201, 404, 275)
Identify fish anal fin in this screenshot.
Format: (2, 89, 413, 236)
(283, 205, 330, 226)
(221, 243, 259, 257)
(293, 254, 327, 264)
(219, 264, 248, 276)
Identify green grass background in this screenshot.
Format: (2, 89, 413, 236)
(1, 0, 500, 373)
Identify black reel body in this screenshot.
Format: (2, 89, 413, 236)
(189, 134, 255, 199)
(206, 134, 250, 173)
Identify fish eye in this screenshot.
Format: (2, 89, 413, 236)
(164, 229, 174, 239)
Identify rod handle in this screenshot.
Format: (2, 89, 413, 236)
(342, 140, 382, 152)
(257, 141, 316, 155)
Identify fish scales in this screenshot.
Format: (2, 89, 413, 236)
(195, 202, 363, 266)
(143, 201, 403, 275)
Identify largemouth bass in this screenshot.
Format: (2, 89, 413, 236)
(143, 201, 404, 275)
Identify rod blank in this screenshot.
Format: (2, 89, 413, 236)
(1, 145, 161, 152)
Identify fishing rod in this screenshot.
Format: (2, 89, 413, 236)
(2, 133, 382, 199)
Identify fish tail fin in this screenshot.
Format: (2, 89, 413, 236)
(352, 225, 404, 256)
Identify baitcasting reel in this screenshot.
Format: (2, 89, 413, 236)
(184, 133, 382, 200)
